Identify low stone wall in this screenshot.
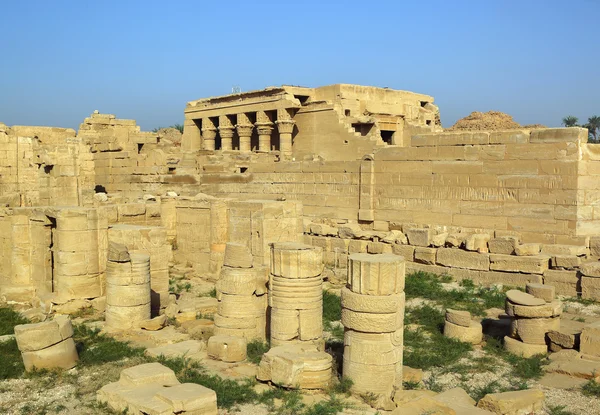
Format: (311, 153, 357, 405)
(303, 220, 595, 299)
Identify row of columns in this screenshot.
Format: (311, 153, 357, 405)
(199, 109, 295, 157)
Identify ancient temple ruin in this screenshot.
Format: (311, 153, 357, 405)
(2, 83, 600, 413)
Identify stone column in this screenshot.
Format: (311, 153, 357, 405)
(342, 253, 405, 410)
(276, 109, 295, 160)
(214, 243, 268, 341)
(218, 115, 235, 151)
(105, 242, 151, 331)
(54, 208, 102, 301)
(269, 242, 324, 350)
(236, 113, 253, 153)
(182, 119, 201, 152)
(255, 111, 273, 152)
(201, 118, 217, 151)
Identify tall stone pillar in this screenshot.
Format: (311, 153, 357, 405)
(255, 111, 273, 153)
(269, 242, 324, 350)
(276, 109, 295, 160)
(105, 243, 151, 331)
(182, 119, 201, 152)
(342, 253, 405, 410)
(219, 115, 235, 151)
(214, 243, 268, 341)
(202, 118, 217, 151)
(236, 113, 253, 153)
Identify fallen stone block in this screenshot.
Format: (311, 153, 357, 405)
(514, 243, 540, 256)
(547, 327, 580, 350)
(21, 338, 79, 371)
(545, 358, 600, 381)
(393, 389, 437, 406)
(139, 315, 167, 331)
(406, 228, 432, 247)
(488, 237, 517, 255)
(145, 340, 205, 359)
(581, 261, 600, 278)
(445, 309, 472, 327)
(506, 289, 545, 306)
(207, 335, 247, 362)
(580, 321, 600, 358)
(119, 362, 180, 387)
(437, 248, 489, 271)
(391, 396, 456, 415)
(490, 254, 549, 274)
(503, 336, 547, 358)
(257, 344, 332, 389)
(477, 389, 544, 415)
(465, 234, 490, 253)
(525, 283, 555, 302)
(551, 255, 581, 269)
(444, 320, 482, 344)
(155, 383, 218, 414)
(582, 276, 600, 301)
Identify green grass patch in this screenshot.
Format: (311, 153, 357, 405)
(483, 337, 546, 380)
(405, 271, 508, 316)
(403, 304, 472, 370)
(74, 324, 146, 366)
(582, 379, 600, 397)
(548, 405, 577, 415)
(0, 338, 26, 379)
(247, 340, 269, 365)
(0, 307, 29, 335)
(323, 291, 343, 342)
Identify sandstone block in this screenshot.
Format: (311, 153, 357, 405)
(580, 261, 600, 278)
(119, 362, 180, 387)
(270, 242, 323, 279)
(445, 309, 471, 327)
(431, 232, 448, 247)
(138, 315, 167, 331)
(257, 344, 332, 389)
(217, 266, 264, 295)
(582, 276, 600, 300)
(298, 308, 324, 341)
(155, 383, 217, 414)
(414, 247, 437, 265)
(21, 338, 79, 371)
(207, 335, 247, 362)
(223, 243, 253, 268)
(14, 316, 73, 352)
(446, 233, 467, 248)
(406, 228, 432, 247)
(511, 317, 559, 345)
(105, 304, 151, 330)
(443, 320, 482, 344)
(341, 287, 405, 313)
(551, 255, 581, 269)
(543, 269, 580, 296)
(580, 321, 600, 358)
(514, 243, 540, 256)
(343, 330, 403, 365)
(348, 253, 405, 295)
(393, 390, 437, 406)
(108, 241, 130, 262)
(545, 358, 600, 381)
(505, 300, 562, 318)
(145, 340, 205, 359)
(465, 234, 490, 253)
(391, 396, 456, 415)
(541, 244, 587, 257)
(503, 336, 547, 358)
(590, 237, 600, 257)
(547, 328, 579, 350)
(437, 248, 489, 271)
(341, 308, 403, 333)
(490, 254, 549, 274)
(477, 389, 544, 415)
(506, 289, 545, 306)
(525, 283, 555, 302)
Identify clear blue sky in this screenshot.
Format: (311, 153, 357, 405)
(1, 0, 598, 131)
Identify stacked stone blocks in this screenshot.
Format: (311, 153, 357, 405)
(269, 242, 324, 349)
(105, 242, 152, 331)
(504, 284, 561, 358)
(341, 253, 405, 406)
(214, 243, 268, 342)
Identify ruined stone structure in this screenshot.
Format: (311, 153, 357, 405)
(2, 83, 600, 312)
(341, 253, 405, 409)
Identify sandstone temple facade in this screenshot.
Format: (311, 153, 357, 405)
(1, 83, 599, 308)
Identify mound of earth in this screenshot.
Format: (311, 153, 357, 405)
(449, 111, 521, 131)
(156, 127, 182, 146)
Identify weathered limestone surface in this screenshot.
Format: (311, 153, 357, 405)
(214, 243, 268, 341)
(14, 316, 78, 371)
(269, 243, 324, 349)
(257, 344, 332, 389)
(477, 389, 544, 415)
(342, 253, 405, 408)
(97, 363, 217, 414)
(105, 243, 151, 331)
